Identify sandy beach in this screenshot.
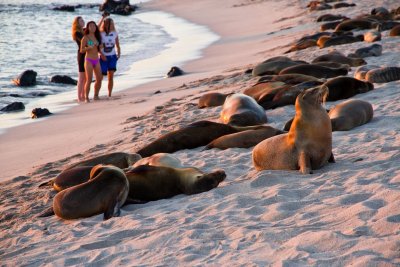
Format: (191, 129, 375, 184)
(1, 0, 400, 265)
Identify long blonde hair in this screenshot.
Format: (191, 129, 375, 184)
(101, 18, 117, 34)
(72, 16, 84, 41)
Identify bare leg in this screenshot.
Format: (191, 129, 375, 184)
(93, 63, 103, 100)
(107, 71, 115, 97)
(84, 61, 94, 103)
(78, 72, 86, 102)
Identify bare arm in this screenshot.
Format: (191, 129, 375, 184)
(115, 36, 121, 58)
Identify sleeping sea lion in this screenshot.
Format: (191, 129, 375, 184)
(329, 99, 373, 131)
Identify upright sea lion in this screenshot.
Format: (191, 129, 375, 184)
(65, 152, 141, 170)
(52, 165, 129, 220)
(279, 64, 348, 79)
(132, 153, 184, 169)
(204, 126, 284, 150)
(348, 44, 382, 58)
(323, 77, 373, 101)
(329, 99, 373, 131)
(125, 165, 226, 201)
(136, 121, 251, 157)
(220, 93, 267, 126)
(335, 19, 379, 32)
(312, 51, 366, 67)
(365, 67, 400, 83)
(198, 92, 230, 108)
(253, 86, 334, 174)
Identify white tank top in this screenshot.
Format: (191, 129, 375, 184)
(101, 31, 118, 56)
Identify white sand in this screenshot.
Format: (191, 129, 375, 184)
(1, 0, 400, 265)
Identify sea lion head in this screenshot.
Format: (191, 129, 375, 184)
(296, 85, 328, 110)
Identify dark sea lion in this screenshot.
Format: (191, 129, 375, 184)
(198, 92, 229, 108)
(279, 64, 348, 79)
(125, 165, 226, 201)
(354, 65, 380, 80)
(253, 86, 334, 174)
(284, 39, 317, 54)
(136, 121, 251, 157)
(335, 19, 379, 32)
(382, 21, 400, 31)
(389, 25, 400, 36)
(320, 20, 343, 31)
(52, 165, 129, 220)
(348, 44, 382, 58)
(319, 35, 364, 48)
(38, 166, 93, 192)
(258, 74, 324, 85)
(262, 56, 293, 63)
(323, 77, 373, 101)
(317, 14, 348, 22)
(312, 51, 366, 67)
(329, 99, 373, 131)
(65, 152, 141, 170)
(244, 81, 287, 101)
(252, 60, 305, 76)
(220, 93, 267, 126)
(313, 62, 350, 70)
(204, 126, 284, 150)
(132, 153, 183, 169)
(365, 67, 400, 83)
(333, 2, 355, 9)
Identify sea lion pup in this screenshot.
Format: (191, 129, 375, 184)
(389, 25, 400, 36)
(220, 93, 267, 126)
(204, 125, 284, 150)
(252, 86, 334, 174)
(38, 166, 93, 191)
(329, 99, 374, 131)
(334, 19, 380, 32)
(323, 77, 374, 101)
(65, 152, 141, 171)
(279, 64, 348, 79)
(124, 165, 226, 201)
(198, 92, 230, 108)
(311, 51, 366, 67)
(132, 153, 184, 169)
(354, 65, 380, 80)
(365, 67, 400, 83)
(348, 44, 382, 58)
(258, 74, 324, 85)
(244, 81, 287, 101)
(52, 165, 129, 220)
(252, 60, 306, 76)
(136, 121, 253, 157)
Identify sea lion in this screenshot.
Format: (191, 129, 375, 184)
(136, 121, 252, 157)
(313, 62, 351, 70)
(312, 51, 366, 67)
(317, 14, 348, 22)
(365, 67, 400, 83)
(220, 93, 267, 126)
(257, 74, 325, 85)
(198, 92, 229, 108)
(65, 152, 141, 170)
(333, 2, 355, 9)
(389, 25, 400, 36)
(320, 20, 343, 31)
(323, 77, 374, 101)
(284, 39, 317, 54)
(354, 65, 380, 80)
(279, 64, 348, 79)
(252, 86, 334, 174)
(262, 56, 293, 63)
(335, 19, 379, 32)
(364, 30, 381, 42)
(348, 44, 382, 58)
(52, 165, 129, 220)
(132, 153, 184, 169)
(38, 166, 93, 192)
(329, 99, 373, 131)
(252, 60, 305, 76)
(319, 35, 364, 48)
(204, 125, 284, 150)
(244, 81, 287, 101)
(125, 165, 226, 201)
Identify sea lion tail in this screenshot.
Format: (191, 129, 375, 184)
(38, 179, 54, 188)
(37, 206, 55, 218)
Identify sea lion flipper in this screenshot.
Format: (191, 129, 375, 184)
(328, 152, 335, 163)
(103, 199, 119, 220)
(37, 206, 55, 217)
(38, 179, 54, 188)
(299, 151, 312, 174)
(123, 197, 149, 206)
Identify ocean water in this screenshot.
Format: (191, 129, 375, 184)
(0, 0, 219, 133)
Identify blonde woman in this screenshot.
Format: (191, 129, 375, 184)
(98, 17, 121, 97)
(71, 16, 86, 102)
(80, 21, 104, 102)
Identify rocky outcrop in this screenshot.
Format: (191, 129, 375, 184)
(1, 102, 25, 112)
(31, 108, 52, 119)
(167, 66, 184, 78)
(99, 0, 137, 16)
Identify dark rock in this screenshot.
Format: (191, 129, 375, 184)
(99, 0, 137, 16)
(153, 90, 161, 94)
(31, 108, 52, 119)
(244, 69, 253, 74)
(52, 5, 75, 12)
(13, 70, 37, 87)
(50, 75, 77, 85)
(1, 102, 25, 112)
(167, 66, 184, 78)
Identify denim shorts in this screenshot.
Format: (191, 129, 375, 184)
(100, 54, 118, 75)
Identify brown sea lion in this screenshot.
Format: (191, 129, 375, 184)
(132, 153, 184, 169)
(317, 14, 348, 22)
(198, 92, 229, 108)
(244, 81, 287, 101)
(252, 60, 305, 76)
(354, 65, 380, 80)
(389, 25, 400, 36)
(313, 62, 351, 70)
(52, 165, 129, 220)
(284, 39, 317, 53)
(279, 64, 348, 79)
(319, 35, 364, 48)
(38, 166, 93, 192)
(125, 165, 226, 201)
(329, 99, 373, 131)
(136, 121, 253, 157)
(320, 20, 343, 31)
(253, 86, 334, 174)
(257, 74, 325, 85)
(312, 51, 366, 67)
(348, 44, 382, 58)
(323, 77, 373, 101)
(335, 19, 379, 32)
(220, 93, 267, 126)
(365, 67, 400, 83)
(262, 56, 293, 63)
(65, 152, 141, 170)
(333, 2, 355, 9)
(204, 126, 284, 150)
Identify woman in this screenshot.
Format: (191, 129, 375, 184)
(98, 17, 121, 97)
(80, 21, 104, 102)
(71, 16, 86, 102)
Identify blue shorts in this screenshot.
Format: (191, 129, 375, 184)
(100, 55, 118, 75)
